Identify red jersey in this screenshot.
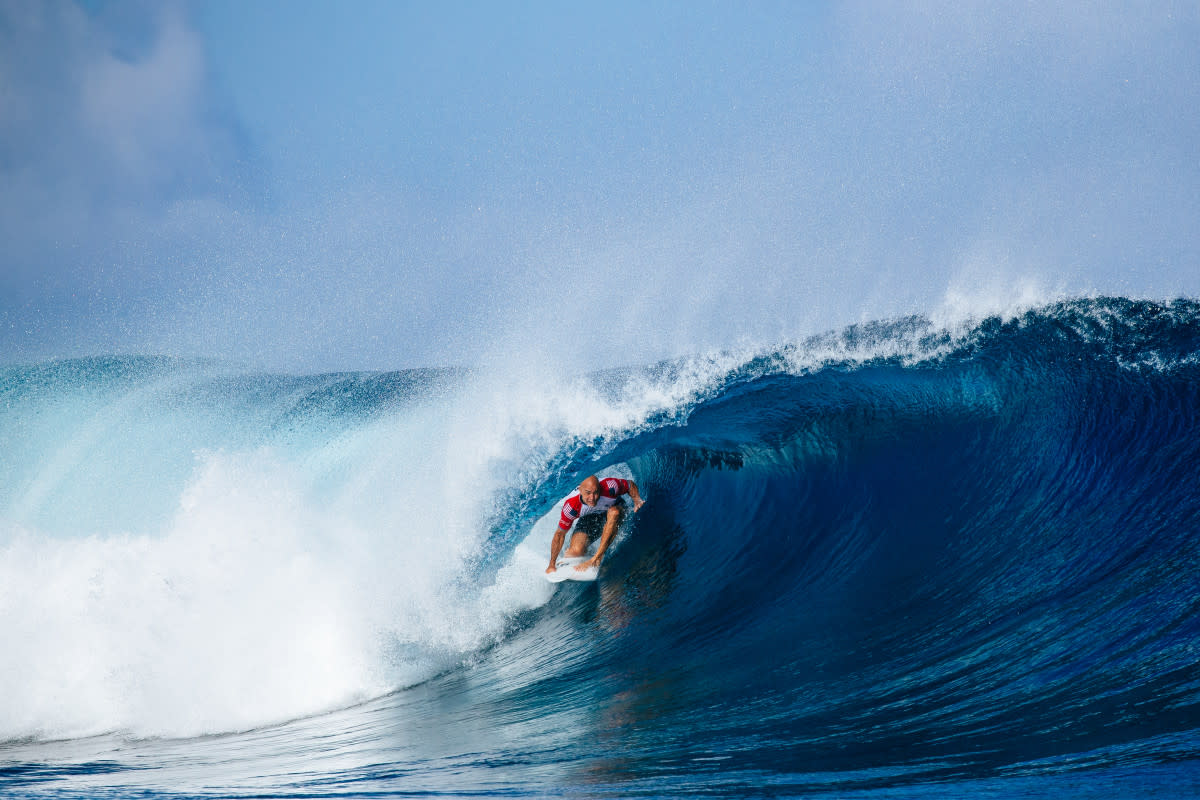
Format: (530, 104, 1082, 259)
(557, 477, 632, 530)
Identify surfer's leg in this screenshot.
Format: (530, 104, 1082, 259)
(565, 530, 590, 557)
(595, 506, 623, 560)
(577, 506, 624, 570)
(565, 514, 603, 556)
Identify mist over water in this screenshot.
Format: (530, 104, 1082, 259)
(1, 2, 1198, 371)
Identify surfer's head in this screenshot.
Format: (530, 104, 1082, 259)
(578, 475, 601, 507)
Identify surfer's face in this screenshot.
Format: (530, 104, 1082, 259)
(579, 481, 601, 506)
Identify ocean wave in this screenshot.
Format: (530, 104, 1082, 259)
(2, 297, 1198, 795)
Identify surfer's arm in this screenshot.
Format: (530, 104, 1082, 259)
(547, 525, 568, 573)
(626, 480, 644, 512)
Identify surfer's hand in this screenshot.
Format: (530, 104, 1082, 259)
(577, 558, 599, 571)
(632, 497, 644, 512)
(546, 563, 557, 574)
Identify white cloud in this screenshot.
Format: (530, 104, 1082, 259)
(0, 0, 249, 363)
(0, 1, 239, 270)
(78, 4, 212, 192)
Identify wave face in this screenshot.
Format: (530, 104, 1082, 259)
(2, 297, 1200, 797)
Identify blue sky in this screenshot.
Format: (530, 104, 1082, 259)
(2, 0, 1198, 372)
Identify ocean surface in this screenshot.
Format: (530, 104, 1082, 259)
(2, 296, 1199, 798)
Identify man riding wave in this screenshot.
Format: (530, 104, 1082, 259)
(547, 474, 644, 573)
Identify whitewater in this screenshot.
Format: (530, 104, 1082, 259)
(2, 296, 1199, 798)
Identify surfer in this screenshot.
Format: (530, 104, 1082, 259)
(547, 475, 644, 573)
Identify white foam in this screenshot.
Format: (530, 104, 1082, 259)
(932, 243, 1071, 332)
(0, 358, 733, 741)
(0, 451, 387, 740)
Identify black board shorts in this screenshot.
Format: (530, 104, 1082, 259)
(574, 501, 626, 537)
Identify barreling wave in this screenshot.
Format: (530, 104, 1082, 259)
(534, 296, 1200, 789)
(2, 296, 1199, 796)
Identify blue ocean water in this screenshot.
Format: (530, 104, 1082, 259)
(1, 297, 1199, 798)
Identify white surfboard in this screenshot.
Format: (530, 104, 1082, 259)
(546, 555, 599, 583)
